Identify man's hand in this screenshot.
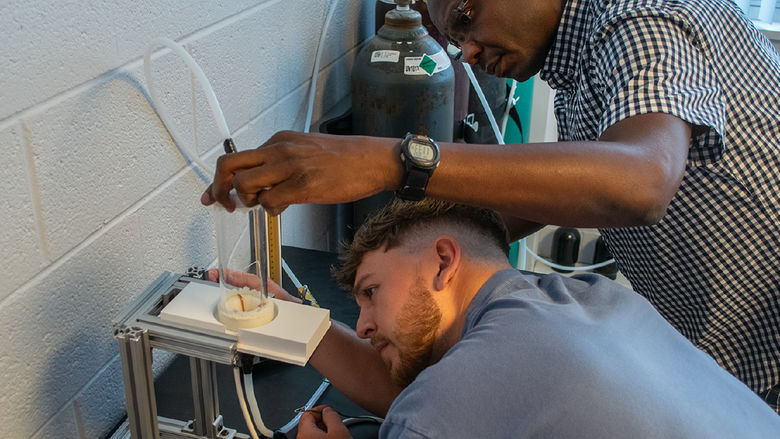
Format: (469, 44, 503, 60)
(206, 269, 302, 303)
(296, 406, 352, 439)
(200, 131, 400, 215)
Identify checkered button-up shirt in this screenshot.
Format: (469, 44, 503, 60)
(540, 0, 780, 404)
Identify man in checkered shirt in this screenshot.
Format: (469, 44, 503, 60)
(203, 0, 779, 412)
(536, 0, 780, 412)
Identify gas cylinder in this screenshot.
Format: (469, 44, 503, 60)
(352, 0, 455, 141)
(374, 0, 469, 138)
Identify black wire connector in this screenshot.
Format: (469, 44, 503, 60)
(224, 138, 237, 154)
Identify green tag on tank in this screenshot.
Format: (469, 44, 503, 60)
(419, 54, 437, 75)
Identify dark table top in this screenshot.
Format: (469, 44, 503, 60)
(153, 246, 380, 439)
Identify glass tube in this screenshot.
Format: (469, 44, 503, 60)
(214, 191, 274, 330)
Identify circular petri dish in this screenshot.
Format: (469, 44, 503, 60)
(217, 287, 276, 331)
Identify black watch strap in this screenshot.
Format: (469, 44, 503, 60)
(397, 167, 432, 201)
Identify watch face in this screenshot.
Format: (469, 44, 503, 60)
(409, 141, 435, 162)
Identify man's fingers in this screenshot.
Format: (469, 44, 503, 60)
(201, 186, 216, 206)
(210, 155, 237, 211)
(320, 407, 346, 429)
(253, 179, 312, 217)
(232, 152, 290, 191)
(297, 411, 326, 438)
(223, 270, 263, 290)
(218, 269, 265, 291)
(297, 406, 352, 439)
(268, 279, 302, 303)
(242, 272, 263, 290)
(209, 149, 274, 210)
(204, 131, 394, 213)
(212, 270, 303, 303)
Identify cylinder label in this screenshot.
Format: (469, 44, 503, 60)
(404, 50, 451, 76)
(371, 50, 401, 63)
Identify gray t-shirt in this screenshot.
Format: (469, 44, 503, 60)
(379, 269, 780, 438)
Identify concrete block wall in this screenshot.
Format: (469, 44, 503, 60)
(0, 1, 373, 437)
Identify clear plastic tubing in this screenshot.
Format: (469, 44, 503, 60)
(143, 37, 230, 178)
(462, 62, 504, 145)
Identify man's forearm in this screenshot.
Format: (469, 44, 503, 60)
(309, 320, 401, 417)
(204, 114, 689, 225)
(428, 113, 691, 228)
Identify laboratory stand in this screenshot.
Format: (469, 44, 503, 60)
(110, 246, 378, 439)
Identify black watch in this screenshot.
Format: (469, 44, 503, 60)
(396, 133, 440, 201)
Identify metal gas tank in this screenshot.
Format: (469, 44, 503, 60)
(352, 3, 454, 141)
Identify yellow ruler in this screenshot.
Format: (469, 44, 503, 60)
(266, 213, 282, 285)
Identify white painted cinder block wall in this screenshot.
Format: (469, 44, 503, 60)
(0, 1, 373, 437)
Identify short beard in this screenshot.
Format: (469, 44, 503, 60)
(389, 283, 442, 388)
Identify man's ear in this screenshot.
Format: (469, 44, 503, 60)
(433, 236, 461, 291)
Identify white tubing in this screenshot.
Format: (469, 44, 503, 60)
(465, 63, 536, 269)
(280, 0, 339, 301)
(143, 15, 341, 435)
(277, 379, 331, 434)
(282, 258, 303, 290)
(144, 38, 233, 179)
(244, 373, 275, 438)
(517, 237, 528, 271)
(462, 64, 616, 272)
(145, 38, 230, 140)
(304, 0, 339, 134)
(143, 1, 340, 163)
(526, 247, 616, 272)
(234, 368, 261, 439)
(500, 79, 517, 137)
(144, 34, 313, 302)
(462, 63, 504, 145)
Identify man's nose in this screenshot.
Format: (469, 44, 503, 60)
(355, 310, 376, 339)
(460, 40, 481, 65)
